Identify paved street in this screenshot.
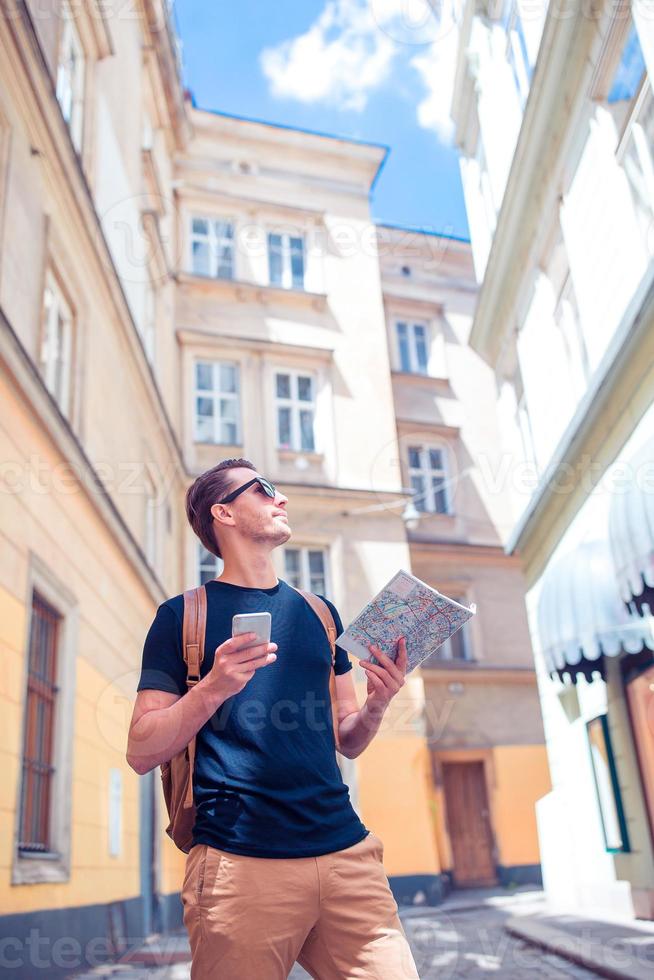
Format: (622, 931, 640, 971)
(71, 890, 604, 979)
(289, 893, 602, 979)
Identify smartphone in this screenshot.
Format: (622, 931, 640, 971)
(232, 612, 272, 645)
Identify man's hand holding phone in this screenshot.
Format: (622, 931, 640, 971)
(207, 632, 277, 699)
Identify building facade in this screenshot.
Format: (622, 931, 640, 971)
(378, 224, 549, 892)
(1, 0, 548, 973)
(0, 0, 191, 972)
(450, 0, 654, 919)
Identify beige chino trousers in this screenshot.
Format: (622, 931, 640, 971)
(181, 831, 420, 979)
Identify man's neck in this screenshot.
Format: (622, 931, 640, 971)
(215, 558, 279, 590)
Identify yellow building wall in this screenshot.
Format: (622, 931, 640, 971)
(491, 744, 551, 868)
(0, 585, 27, 886)
(0, 379, 183, 914)
(354, 675, 441, 878)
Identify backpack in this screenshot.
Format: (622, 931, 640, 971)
(160, 584, 341, 853)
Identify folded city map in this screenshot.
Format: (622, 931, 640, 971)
(334, 569, 477, 673)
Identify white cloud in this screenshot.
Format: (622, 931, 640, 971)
(259, 0, 397, 112)
(259, 0, 460, 142)
(410, 13, 459, 144)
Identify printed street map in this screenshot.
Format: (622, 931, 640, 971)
(335, 570, 477, 672)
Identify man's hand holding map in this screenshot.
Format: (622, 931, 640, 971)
(335, 570, 477, 672)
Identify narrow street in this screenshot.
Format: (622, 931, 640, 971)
(71, 890, 605, 979)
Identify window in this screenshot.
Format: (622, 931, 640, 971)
(275, 371, 316, 452)
(422, 596, 471, 665)
(198, 543, 223, 585)
(554, 275, 590, 395)
(284, 547, 328, 594)
(608, 25, 646, 104)
(617, 79, 654, 253)
(268, 233, 305, 289)
(440, 598, 471, 661)
(141, 281, 156, 365)
(587, 714, 630, 852)
(396, 321, 429, 374)
(194, 361, 241, 445)
(39, 274, 74, 418)
(56, 2, 85, 151)
(190, 217, 235, 279)
(408, 446, 451, 514)
(502, 0, 532, 107)
(18, 592, 61, 855)
(476, 135, 498, 232)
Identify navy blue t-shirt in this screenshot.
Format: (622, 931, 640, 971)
(137, 578, 369, 858)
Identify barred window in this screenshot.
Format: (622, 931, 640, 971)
(18, 592, 61, 854)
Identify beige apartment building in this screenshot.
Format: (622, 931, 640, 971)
(0, 0, 191, 970)
(0, 0, 547, 972)
(378, 225, 549, 890)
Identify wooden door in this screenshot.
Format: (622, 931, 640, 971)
(442, 761, 497, 887)
(626, 664, 654, 848)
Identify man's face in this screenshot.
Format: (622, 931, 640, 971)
(215, 468, 292, 549)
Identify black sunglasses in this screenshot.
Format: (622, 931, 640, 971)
(217, 476, 277, 505)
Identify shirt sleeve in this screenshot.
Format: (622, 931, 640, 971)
(136, 602, 187, 696)
(317, 595, 353, 676)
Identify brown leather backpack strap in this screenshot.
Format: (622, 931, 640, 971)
(182, 585, 207, 686)
(293, 587, 341, 752)
(182, 585, 207, 807)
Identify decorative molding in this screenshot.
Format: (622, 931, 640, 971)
(421, 664, 537, 684)
(175, 271, 328, 312)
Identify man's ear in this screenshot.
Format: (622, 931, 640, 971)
(210, 502, 234, 527)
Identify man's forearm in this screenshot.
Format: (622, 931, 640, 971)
(337, 700, 387, 759)
(127, 676, 226, 775)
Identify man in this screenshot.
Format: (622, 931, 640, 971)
(127, 457, 419, 979)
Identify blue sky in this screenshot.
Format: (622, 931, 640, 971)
(174, 0, 470, 239)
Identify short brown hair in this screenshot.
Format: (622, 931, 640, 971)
(185, 457, 257, 558)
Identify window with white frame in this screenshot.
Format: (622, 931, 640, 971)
(284, 547, 328, 594)
(56, 3, 85, 151)
(422, 596, 471, 665)
(395, 320, 429, 374)
(475, 134, 498, 233)
(268, 232, 305, 290)
(194, 361, 241, 445)
(502, 0, 532, 108)
(275, 370, 316, 452)
(190, 217, 235, 279)
(617, 78, 654, 253)
(39, 274, 74, 418)
(198, 542, 223, 585)
(408, 445, 451, 514)
(141, 281, 156, 365)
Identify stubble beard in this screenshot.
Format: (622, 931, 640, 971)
(246, 514, 292, 549)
